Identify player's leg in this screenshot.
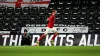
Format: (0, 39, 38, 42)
(52, 31, 58, 40)
(36, 27, 50, 46)
(51, 27, 58, 40)
(51, 27, 58, 45)
(38, 34, 47, 42)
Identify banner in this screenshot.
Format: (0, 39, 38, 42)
(0, 34, 100, 46)
(21, 27, 88, 33)
(0, 0, 51, 7)
(0, 31, 10, 34)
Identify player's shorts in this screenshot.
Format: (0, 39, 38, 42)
(44, 27, 57, 34)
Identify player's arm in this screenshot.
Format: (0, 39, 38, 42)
(45, 19, 48, 24)
(47, 15, 53, 21)
(46, 19, 49, 23)
(46, 15, 53, 23)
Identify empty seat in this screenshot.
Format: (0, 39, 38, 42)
(97, 10, 100, 14)
(56, 10, 63, 15)
(86, 20, 94, 25)
(65, 1, 73, 5)
(11, 21, 18, 26)
(64, 6, 71, 10)
(72, 6, 80, 10)
(96, 15, 100, 20)
(0, 16, 3, 20)
(5, 11, 14, 15)
(39, 7, 47, 10)
(38, 16, 46, 20)
(81, 6, 88, 10)
(55, 6, 63, 10)
(79, 16, 86, 20)
(21, 16, 29, 20)
(31, 7, 38, 10)
(78, 20, 86, 25)
(7, 7, 14, 10)
(14, 11, 22, 15)
(72, 10, 80, 15)
(23, 7, 30, 11)
(58, 1, 64, 5)
(38, 10, 46, 15)
(3, 21, 10, 26)
(70, 20, 78, 25)
(48, 7, 55, 10)
(4, 16, 12, 20)
(2, 25, 10, 31)
(15, 7, 22, 11)
(0, 7, 6, 10)
(63, 10, 71, 15)
(63, 16, 70, 20)
(50, 1, 56, 5)
(0, 11, 4, 15)
(71, 16, 79, 20)
(73, 0, 81, 5)
(94, 25, 100, 30)
(92, 1, 98, 5)
(93, 25, 100, 33)
(97, 6, 100, 9)
(13, 16, 20, 20)
(80, 10, 87, 15)
(29, 16, 37, 20)
(56, 16, 63, 20)
(30, 10, 38, 15)
(10, 26, 18, 31)
(10, 21, 20, 31)
(81, 1, 89, 5)
(22, 11, 30, 15)
(94, 20, 100, 25)
(88, 10, 97, 15)
(87, 15, 96, 20)
(88, 25, 94, 30)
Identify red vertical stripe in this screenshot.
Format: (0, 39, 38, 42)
(15, 0, 23, 7)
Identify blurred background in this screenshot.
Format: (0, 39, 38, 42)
(0, 0, 100, 46)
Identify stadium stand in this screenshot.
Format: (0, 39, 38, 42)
(0, 0, 100, 34)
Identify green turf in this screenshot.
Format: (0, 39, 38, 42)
(0, 46, 100, 56)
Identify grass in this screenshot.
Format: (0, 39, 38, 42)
(0, 46, 100, 56)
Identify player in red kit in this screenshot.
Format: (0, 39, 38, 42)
(36, 10, 58, 46)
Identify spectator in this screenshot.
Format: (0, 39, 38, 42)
(21, 29, 31, 46)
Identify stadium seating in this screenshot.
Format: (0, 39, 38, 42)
(0, 0, 100, 34)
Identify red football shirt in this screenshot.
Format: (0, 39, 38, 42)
(47, 14, 55, 28)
